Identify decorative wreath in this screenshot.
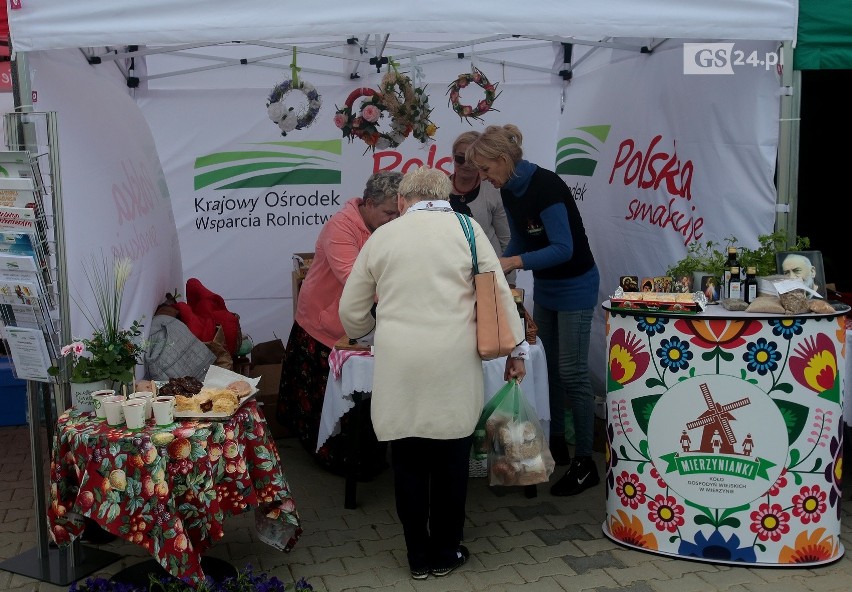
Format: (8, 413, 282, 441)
(447, 66, 501, 122)
(381, 69, 438, 144)
(333, 88, 405, 151)
(266, 79, 322, 136)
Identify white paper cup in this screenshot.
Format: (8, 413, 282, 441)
(152, 396, 175, 426)
(122, 400, 147, 430)
(91, 390, 116, 420)
(103, 396, 126, 426)
(130, 391, 154, 420)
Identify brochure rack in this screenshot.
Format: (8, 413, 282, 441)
(0, 112, 120, 585)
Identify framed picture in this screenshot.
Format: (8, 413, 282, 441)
(673, 274, 694, 293)
(619, 275, 639, 292)
(775, 250, 826, 299)
(654, 276, 673, 293)
(700, 275, 720, 303)
(640, 277, 654, 292)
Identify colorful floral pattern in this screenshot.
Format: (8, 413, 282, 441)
(607, 328, 650, 392)
(604, 310, 845, 566)
(789, 333, 840, 403)
(48, 402, 302, 585)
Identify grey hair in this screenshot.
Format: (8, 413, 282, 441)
(363, 170, 403, 205)
(398, 166, 452, 202)
(466, 124, 524, 177)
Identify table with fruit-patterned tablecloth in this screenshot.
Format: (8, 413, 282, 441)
(47, 400, 301, 585)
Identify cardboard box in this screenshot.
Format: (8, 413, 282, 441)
(256, 393, 289, 439)
(248, 338, 285, 397)
(250, 363, 283, 398)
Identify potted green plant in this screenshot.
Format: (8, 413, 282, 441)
(666, 232, 811, 288)
(50, 256, 145, 406)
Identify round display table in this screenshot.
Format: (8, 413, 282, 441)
(601, 301, 848, 566)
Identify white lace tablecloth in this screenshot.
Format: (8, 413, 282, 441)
(317, 339, 550, 451)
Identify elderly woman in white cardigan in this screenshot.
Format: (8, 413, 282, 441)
(339, 166, 528, 580)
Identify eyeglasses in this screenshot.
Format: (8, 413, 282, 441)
(453, 154, 466, 165)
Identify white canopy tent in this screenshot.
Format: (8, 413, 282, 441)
(4, 1, 801, 392)
(7, 1, 798, 52)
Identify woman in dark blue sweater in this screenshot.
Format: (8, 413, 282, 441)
(466, 124, 601, 497)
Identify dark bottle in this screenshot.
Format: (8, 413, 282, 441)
(727, 266, 742, 300)
(744, 266, 757, 303)
(723, 246, 740, 299)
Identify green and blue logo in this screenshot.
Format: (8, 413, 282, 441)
(555, 125, 611, 177)
(194, 139, 342, 190)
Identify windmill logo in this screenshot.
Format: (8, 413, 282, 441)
(648, 375, 785, 507)
(555, 125, 611, 177)
(193, 139, 342, 190)
(685, 384, 751, 455)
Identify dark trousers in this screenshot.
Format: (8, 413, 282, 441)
(390, 435, 473, 571)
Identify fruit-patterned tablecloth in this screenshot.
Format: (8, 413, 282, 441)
(48, 400, 302, 585)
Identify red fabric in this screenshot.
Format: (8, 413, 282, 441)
(173, 278, 241, 354)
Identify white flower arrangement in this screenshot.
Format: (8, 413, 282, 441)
(266, 79, 322, 136)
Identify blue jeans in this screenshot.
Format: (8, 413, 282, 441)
(534, 303, 595, 458)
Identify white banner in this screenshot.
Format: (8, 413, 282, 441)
(138, 81, 562, 345)
(557, 40, 782, 390)
(27, 50, 183, 346)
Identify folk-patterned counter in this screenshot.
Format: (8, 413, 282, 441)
(601, 302, 848, 566)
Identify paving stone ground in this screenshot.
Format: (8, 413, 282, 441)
(1, 424, 850, 592)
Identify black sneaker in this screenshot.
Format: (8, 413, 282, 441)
(430, 545, 469, 577)
(550, 457, 600, 496)
(410, 567, 429, 580)
(549, 437, 572, 466)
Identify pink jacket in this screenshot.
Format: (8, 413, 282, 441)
(295, 198, 371, 348)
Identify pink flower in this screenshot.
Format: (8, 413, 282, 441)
(333, 113, 347, 129)
(361, 104, 381, 123)
(476, 100, 490, 113)
(457, 77, 469, 88)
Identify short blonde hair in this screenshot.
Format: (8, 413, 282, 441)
(398, 166, 452, 202)
(466, 124, 524, 177)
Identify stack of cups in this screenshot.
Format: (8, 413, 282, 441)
(122, 399, 147, 430)
(130, 391, 154, 421)
(91, 390, 116, 420)
(152, 396, 176, 426)
(102, 395, 127, 426)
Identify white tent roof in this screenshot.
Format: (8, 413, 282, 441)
(7, 0, 799, 53)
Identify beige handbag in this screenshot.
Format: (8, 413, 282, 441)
(456, 213, 517, 360)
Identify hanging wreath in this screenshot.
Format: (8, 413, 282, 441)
(380, 69, 438, 144)
(333, 88, 405, 151)
(447, 66, 501, 123)
(266, 79, 322, 136)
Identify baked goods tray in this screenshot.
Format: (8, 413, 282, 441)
(609, 287, 707, 315)
(166, 366, 260, 420)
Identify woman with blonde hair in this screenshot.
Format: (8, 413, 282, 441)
(448, 130, 514, 284)
(466, 124, 601, 497)
(339, 166, 528, 579)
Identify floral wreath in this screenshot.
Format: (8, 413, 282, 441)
(266, 78, 322, 136)
(447, 66, 501, 122)
(381, 68, 438, 144)
(334, 88, 404, 151)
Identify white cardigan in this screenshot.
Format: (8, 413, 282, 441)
(339, 204, 523, 441)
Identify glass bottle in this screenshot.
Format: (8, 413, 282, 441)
(727, 266, 742, 300)
(723, 246, 741, 299)
(744, 266, 757, 303)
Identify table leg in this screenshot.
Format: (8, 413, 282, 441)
(344, 392, 365, 510)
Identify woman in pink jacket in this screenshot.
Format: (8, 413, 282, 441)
(277, 171, 402, 475)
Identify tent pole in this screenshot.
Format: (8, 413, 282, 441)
(776, 40, 800, 247)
